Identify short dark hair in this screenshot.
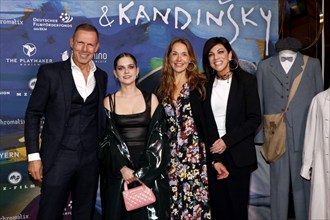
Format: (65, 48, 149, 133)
(73, 23, 99, 41)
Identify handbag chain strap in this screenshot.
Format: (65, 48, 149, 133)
(285, 55, 309, 111)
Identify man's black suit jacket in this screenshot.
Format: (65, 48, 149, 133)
(24, 59, 108, 172)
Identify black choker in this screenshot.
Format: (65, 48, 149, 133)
(216, 71, 232, 81)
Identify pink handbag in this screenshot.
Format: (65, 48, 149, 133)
(122, 179, 156, 211)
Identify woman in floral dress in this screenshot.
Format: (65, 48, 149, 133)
(157, 38, 229, 219)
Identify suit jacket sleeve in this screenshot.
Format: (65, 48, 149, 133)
(24, 65, 52, 154)
(255, 60, 265, 144)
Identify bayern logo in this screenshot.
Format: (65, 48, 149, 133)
(60, 12, 73, 23)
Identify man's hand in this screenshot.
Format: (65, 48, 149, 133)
(28, 160, 43, 182)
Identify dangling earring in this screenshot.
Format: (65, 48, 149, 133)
(229, 58, 239, 70)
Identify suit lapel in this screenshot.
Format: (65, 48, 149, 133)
(226, 71, 237, 117)
(94, 69, 103, 135)
(94, 69, 103, 97)
(206, 76, 215, 106)
(270, 55, 286, 83)
(287, 52, 304, 79)
(60, 59, 73, 120)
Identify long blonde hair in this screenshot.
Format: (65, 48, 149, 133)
(157, 38, 207, 102)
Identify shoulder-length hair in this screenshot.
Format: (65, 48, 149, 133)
(202, 37, 241, 78)
(157, 38, 207, 102)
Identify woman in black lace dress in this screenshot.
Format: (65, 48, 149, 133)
(99, 53, 170, 220)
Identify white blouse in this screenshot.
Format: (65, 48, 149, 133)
(211, 77, 232, 137)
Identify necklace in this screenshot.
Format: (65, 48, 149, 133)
(216, 70, 232, 83)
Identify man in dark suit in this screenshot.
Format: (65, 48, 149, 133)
(24, 23, 108, 220)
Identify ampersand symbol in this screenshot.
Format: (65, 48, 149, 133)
(99, 6, 114, 27)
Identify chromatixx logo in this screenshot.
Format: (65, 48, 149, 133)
(22, 43, 37, 57)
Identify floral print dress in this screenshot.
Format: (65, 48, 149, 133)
(163, 83, 211, 220)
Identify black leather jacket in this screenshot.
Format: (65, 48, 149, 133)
(99, 104, 170, 220)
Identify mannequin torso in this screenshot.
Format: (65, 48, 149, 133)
(279, 50, 297, 73)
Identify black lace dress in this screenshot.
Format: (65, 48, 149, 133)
(113, 92, 151, 169)
(111, 91, 151, 220)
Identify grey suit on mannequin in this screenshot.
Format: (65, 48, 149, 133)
(255, 37, 323, 220)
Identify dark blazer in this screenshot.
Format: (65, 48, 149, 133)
(203, 69, 261, 168)
(190, 89, 209, 147)
(24, 59, 108, 172)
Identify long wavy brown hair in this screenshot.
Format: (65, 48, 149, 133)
(157, 38, 207, 103)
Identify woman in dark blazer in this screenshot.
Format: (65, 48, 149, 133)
(202, 37, 261, 220)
